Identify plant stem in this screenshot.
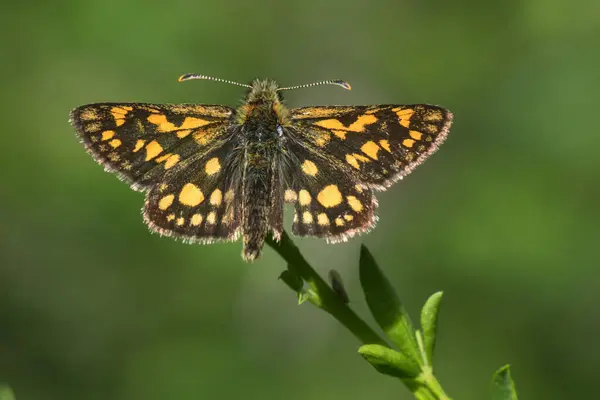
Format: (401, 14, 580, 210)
(266, 231, 387, 346)
(416, 369, 452, 400)
(266, 231, 452, 400)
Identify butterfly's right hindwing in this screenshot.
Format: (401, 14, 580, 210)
(281, 132, 377, 242)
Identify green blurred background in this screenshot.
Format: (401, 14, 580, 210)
(1, 0, 599, 398)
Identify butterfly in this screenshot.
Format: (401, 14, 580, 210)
(70, 74, 452, 261)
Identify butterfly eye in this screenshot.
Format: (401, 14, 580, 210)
(277, 125, 284, 137)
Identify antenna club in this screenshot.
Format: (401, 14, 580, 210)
(330, 79, 351, 90)
(178, 73, 198, 82)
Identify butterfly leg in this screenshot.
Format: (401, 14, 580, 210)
(268, 171, 284, 242)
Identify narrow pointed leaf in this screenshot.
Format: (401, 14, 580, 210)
(358, 344, 421, 379)
(0, 386, 15, 400)
(328, 269, 350, 304)
(420, 291, 443, 365)
(359, 245, 420, 363)
(490, 365, 518, 400)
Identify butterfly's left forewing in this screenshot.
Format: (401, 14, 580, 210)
(70, 103, 234, 190)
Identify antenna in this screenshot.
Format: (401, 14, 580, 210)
(178, 73, 252, 89)
(277, 79, 352, 92)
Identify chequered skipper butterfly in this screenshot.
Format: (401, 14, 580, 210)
(70, 74, 452, 261)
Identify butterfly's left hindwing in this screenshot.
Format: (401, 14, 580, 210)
(70, 103, 234, 191)
(143, 133, 243, 242)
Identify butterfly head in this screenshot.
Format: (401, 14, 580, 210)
(246, 79, 283, 104)
(238, 80, 289, 132)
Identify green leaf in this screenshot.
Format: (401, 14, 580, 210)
(359, 245, 420, 363)
(0, 385, 15, 400)
(490, 365, 518, 400)
(420, 291, 443, 365)
(358, 344, 421, 379)
(328, 269, 350, 304)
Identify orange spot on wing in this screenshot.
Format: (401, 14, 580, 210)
(346, 196, 363, 212)
(155, 153, 171, 163)
(191, 214, 203, 226)
(409, 130, 422, 140)
(205, 158, 221, 175)
(346, 154, 360, 169)
(314, 114, 377, 134)
(317, 213, 330, 226)
(180, 117, 211, 130)
(177, 129, 192, 138)
(348, 114, 377, 131)
(361, 141, 380, 160)
(147, 114, 177, 132)
(145, 140, 163, 160)
(179, 183, 204, 206)
(301, 160, 318, 176)
(395, 108, 414, 128)
(315, 119, 346, 130)
(101, 130, 115, 141)
(299, 190, 312, 206)
(111, 107, 128, 127)
(332, 130, 347, 139)
(317, 185, 343, 208)
(164, 154, 180, 169)
(133, 139, 145, 152)
(302, 211, 313, 224)
(158, 194, 174, 210)
(210, 189, 223, 206)
(379, 139, 391, 152)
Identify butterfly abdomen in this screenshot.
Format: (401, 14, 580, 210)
(241, 142, 280, 261)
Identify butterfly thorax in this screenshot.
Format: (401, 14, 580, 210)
(235, 79, 290, 130)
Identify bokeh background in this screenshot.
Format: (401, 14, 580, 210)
(1, 0, 599, 399)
